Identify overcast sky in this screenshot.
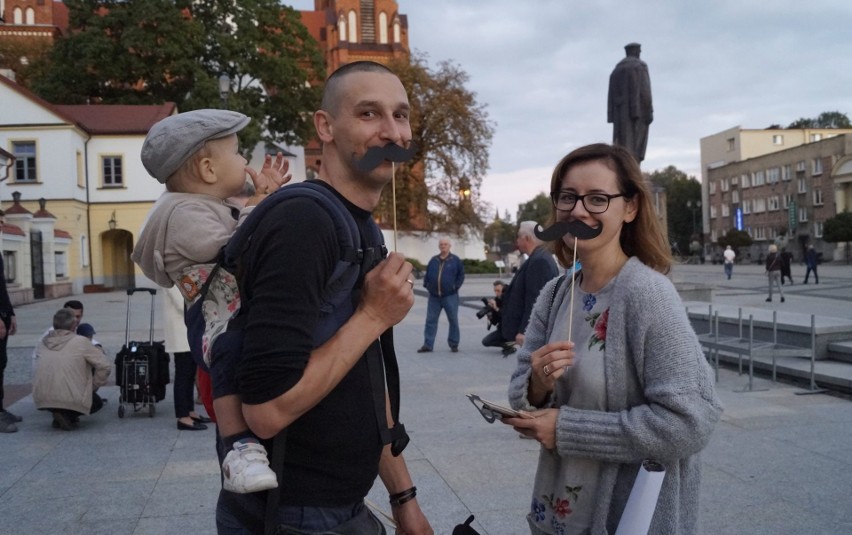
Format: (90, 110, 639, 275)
(288, 0, 852, 218)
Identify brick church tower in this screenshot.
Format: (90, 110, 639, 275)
(0, 0, 68, 78)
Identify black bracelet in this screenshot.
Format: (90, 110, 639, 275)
(389, 486, 417, 507)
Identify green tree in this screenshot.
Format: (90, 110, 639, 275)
(648, 165, 701, 254)
(823, 211, 852, 263)
(516, 192, 552, 226)
(381, 53, 495, 233)
(787, 111, 851, 129)
(483, 216, 517, 257)
(717, 229, 753, 251)
(28, 0, 324, 150)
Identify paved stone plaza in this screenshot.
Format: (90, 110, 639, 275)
(0, 262, 850, 534)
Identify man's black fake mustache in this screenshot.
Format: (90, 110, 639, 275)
(355, 142, 418, 172)
(535, 220, 603, 242)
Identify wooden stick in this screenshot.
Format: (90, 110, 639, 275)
(567, 236, 578, 342)
(392, 162, 398, 252)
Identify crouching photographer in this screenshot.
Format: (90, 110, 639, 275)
(479, 281, 516, 356)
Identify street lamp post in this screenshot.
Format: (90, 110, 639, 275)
(218, 73, 231, 109)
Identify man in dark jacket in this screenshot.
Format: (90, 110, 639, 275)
(418, 238, 465, 353)
(501, 221, 559, 348)
(0, 210, 19, 433)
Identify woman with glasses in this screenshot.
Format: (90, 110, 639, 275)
(504, 144, 722, 535)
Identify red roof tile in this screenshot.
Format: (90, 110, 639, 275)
(53, 103, 177, 135)
(1, 224, 24, 237)
(55, 229, 72, 239)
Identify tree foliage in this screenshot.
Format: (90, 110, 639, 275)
(516, 193, 552, 226)
(787, 111, 851, 129)
(483, 217, 517, 256)
(379, 53, 495, 233)
(717, 229, 753, 250)
(823, 211, 852, 263)
(648, 165, 702, 254)
(27, 0, 324, 150)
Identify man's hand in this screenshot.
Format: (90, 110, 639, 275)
(245, 152, 291, 206)
(8, 316, 16, 336)
(392, 500, 433, 534)
(0, 320, 6, 340)
(358, 252, 415, 327)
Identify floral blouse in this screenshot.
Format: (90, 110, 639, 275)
(529, 275, 615, 535)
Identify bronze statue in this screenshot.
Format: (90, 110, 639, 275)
(607, 43, 653, 162)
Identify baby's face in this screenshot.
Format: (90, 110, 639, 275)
(207, 134, 248, 197)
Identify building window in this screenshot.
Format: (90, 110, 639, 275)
(722, 204, 730, 217)
(709, 181, 716, 195)
(813, 188, 823, 206)
(102, 155, 123, 186)
(814, 221, 824, 238)
(711, 229, 718, 242)
(393, 18, 401, 43)
(12, 141, 37, 182)
(80, 235, 89, 267)
(740, 173, 749, 188)
(13, 7, 23, 24)
(753, 170, 765, 186)
(783, 194, 793, 208)
(2, 251, 15, 284)
(348, 10, 357, 43)
(768, 167, 779, 184)
(55, 252, 67, 278)
(721, 178, 729, 192)
(782, 164, 791, 181)
(796, 160, 806, 172)
(754, 198, 766, 213)
(727, 138, 735, 151)
(710, 205, 717, 219)
(768, 196, 780, 211)
(798, 207, 808, 222)
(772, 134, 784, 145)
(742, 199, 751, 214)
(338, 14, 347, 41)
(812, 158, 823, 175)
(731, 190, 740, 203)
(810, 133, 822, 142)
(754, 227, 766, 241)
(379, 12, 388, 44)
(76, 151, 85, 188)
(797, 178, 807, 194)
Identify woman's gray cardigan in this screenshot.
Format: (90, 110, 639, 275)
(509, 257, 723, 534)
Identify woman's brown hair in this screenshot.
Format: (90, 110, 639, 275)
(547, 143, 672, 274)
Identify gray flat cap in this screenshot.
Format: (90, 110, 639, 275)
(141, 109, 251, 183)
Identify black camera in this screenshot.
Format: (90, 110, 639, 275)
(476, 298, 491, 320)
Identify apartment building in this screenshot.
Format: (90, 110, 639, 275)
(704, 130, 852, 263)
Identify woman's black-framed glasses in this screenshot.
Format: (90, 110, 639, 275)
(550, 191, 625, 214)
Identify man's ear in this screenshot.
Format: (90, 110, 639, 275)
(314, 110, 334, 143)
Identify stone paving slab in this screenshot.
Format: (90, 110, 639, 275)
(1, 262, 851, 534)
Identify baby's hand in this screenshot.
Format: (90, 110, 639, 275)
(245, 152, 291, 204)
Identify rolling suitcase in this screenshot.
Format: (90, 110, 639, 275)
(115, 288, 170, 418)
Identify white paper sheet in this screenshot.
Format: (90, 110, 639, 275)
(614, 460, 666, 535)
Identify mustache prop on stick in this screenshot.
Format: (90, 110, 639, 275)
(355, 142, 417, 252)
(355, 142, 418, 173)
(534, 219, 603, 345)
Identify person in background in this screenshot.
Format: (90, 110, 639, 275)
(504, 143, 722, 534)
(765, 244, 785, 303)
(163, 285, 211, 431)
(0, 213, 19, 433)
(418, 237, 465, 353)
(779, 247, 794, 285)
(500, 221, 559, 350)
(723, 245, 735, 280)
(33, 309, 111, 431)
(480, 280, 516, 356)
(803, 244, 819, 284)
